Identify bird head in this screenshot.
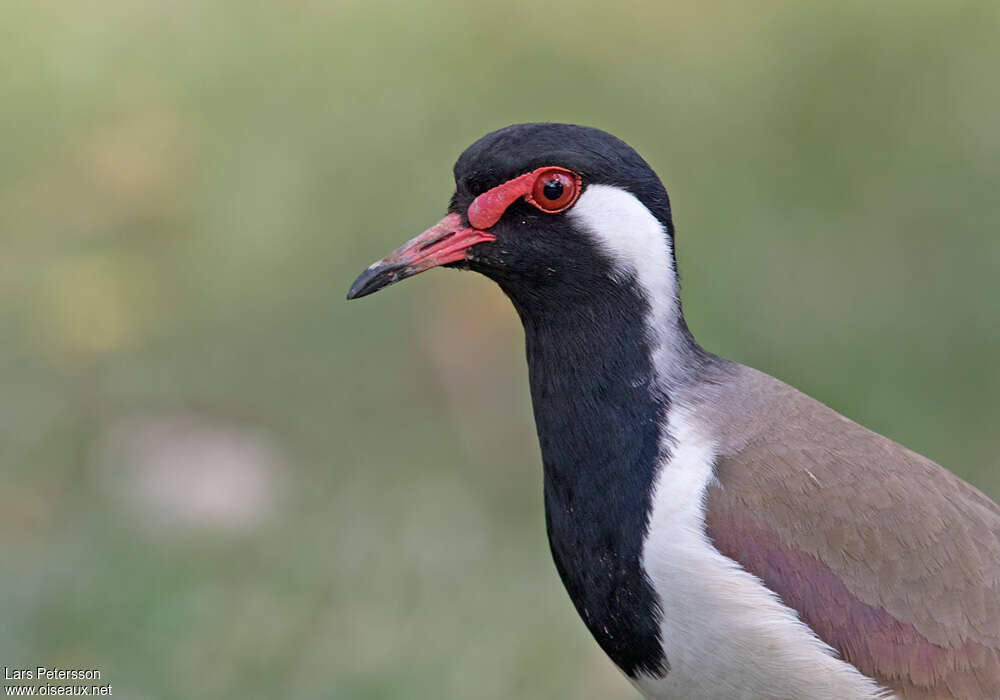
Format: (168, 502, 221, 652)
(347, 123, 677, 316)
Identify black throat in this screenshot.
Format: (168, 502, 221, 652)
(504, 274, 671, 678)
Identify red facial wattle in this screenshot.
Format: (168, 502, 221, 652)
(467, 167, 581, 228)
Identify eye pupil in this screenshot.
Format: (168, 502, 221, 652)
(542, 179, 564, 200)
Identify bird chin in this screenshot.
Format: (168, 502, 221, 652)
(447, 255, 496, 275)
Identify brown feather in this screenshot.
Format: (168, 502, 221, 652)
(693, 365, 1000, 699)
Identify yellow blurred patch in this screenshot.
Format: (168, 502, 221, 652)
(35, 253, 147, 361)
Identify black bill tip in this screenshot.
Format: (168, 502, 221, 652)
(346, 262, 409, 300)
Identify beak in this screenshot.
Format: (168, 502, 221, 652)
(346, 212, 495, 300)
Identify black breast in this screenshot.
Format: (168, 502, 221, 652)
(512, 280, 670, 679)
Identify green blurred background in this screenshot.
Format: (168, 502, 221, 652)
(2, 1, 998, 698)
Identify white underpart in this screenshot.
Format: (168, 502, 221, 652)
(570, 186, 890, 700)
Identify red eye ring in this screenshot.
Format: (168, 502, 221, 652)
(526, 168, 581, 213)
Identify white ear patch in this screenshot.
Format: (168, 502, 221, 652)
(568, 184, 678, 305)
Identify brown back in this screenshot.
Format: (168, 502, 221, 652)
(694, 366, 1000, 698)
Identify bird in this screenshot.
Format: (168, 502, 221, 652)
(346, 123, 1000, 699)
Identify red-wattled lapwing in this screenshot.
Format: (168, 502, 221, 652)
(347, 123, 1000, 699)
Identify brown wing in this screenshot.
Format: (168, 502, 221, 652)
(699, 367, 1000, 699)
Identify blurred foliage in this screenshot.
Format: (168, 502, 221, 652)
(1, 1, 998, 698)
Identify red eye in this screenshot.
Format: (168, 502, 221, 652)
(528, 168, 581, 213)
